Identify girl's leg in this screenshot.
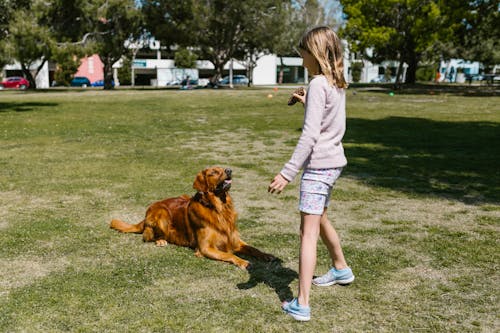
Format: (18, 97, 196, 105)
(319, 209, 348, 269)
(297, 212, 321, 307)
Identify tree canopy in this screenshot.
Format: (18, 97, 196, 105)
(1, 0, 497, 89)
(446, 0, 500, 71)
(340, 0, 448, 84)
(340, 0, 500, 83)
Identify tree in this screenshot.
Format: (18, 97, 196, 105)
(51, 46, 83, 86)
(190, 0, 264, 83)
(340, 0, 447, 84)
(236, 0, 296, 86)
(117, 56, 133, 85)
(273, 0, 343, 84)
(442, 0, 500, 73)
(5, 6, 55, 89)
(140, 0, 195, 52)
(270, 1, 305, 84)
(39, 0, 95, 86)
(143, 0, 293, 84)
(0, 0, 31, 71)
(3, 0, 96, 88)
(86, 0, 143, 89)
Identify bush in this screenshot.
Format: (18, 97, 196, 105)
(351, 62, 363, 83)
(52, 47, 81, 86)
(416, 65, 436, 82)
(174, 48, 197, 68)
(118, 57, 132, 85)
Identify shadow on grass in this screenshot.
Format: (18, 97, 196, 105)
(349, 83, 499, 97)
(345, 117, 500, 204)
(237, 258, 298, 302)
(0, 101, 58, 112)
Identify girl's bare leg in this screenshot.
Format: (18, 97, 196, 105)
(297, 212, 321, 307)
(319, 208, 348, 269)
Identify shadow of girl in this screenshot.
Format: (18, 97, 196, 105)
(237, 258, 298, 302)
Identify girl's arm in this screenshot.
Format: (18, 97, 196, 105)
(280, 77, 326, 182)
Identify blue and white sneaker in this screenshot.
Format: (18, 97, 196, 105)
(312, 267, 355, 287)
(282, 298, 311, 321)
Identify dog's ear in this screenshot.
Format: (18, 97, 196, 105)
(193, 170, 208, 192)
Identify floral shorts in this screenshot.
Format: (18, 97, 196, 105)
(299, 168, 343, 215)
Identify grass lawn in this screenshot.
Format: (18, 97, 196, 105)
(0, 86, 498, 332)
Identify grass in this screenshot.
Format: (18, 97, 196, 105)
(0, 86, 499, 332)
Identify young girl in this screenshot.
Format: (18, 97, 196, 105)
(268, 26, 354, 321)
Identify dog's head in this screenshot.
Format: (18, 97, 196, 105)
(193, 167, 232, 194)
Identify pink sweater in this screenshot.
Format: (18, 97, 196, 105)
(280, 75, 347, 181)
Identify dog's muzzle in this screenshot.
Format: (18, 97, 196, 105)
(220, 168, 232, 191)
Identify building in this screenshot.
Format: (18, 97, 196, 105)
(437, 59, 481, 83)
(3, 40, 486, 87)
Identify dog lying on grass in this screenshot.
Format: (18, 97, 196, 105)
(110, 167, 275, 269)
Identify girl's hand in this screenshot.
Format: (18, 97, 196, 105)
(293, 90, 306, 105)
(268, 173, 289, 194)
(287, 87, 307, 106)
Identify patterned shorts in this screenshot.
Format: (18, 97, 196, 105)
(299, 168, 343, 215)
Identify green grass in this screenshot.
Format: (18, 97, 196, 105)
(0, 87, 499, 332)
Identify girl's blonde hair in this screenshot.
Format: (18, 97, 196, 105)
(298, 26, 347, 88)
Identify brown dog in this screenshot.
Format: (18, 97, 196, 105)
(110, 167, 274, 269)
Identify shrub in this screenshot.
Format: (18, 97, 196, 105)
(174, 48, 197, 68)
(351, 62, 363, 83)
(416, 65, 436, 82)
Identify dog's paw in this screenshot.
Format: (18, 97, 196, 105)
(238, 260, 251, 270)
(243, 261, 252, 271)
(155, 239, 168, 247)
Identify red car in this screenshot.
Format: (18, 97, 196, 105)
(0, 76, 30, 90)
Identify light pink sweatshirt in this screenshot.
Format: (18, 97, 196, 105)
(280, 75, 347, 181)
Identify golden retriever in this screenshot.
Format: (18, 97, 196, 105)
(110, 167, 274, 269)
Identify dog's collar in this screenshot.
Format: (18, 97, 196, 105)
(193, 191, 214, 208)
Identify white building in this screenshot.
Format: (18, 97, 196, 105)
(437, 59, 481, 83)
(2, 60, 52, 88)
(5, 40, 485, 87)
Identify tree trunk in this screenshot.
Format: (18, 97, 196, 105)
(210, 57, 225, 87)
(394, 55, 404, 90)
(103, 56, 114, 90)
(21, 63, 37, 90)
(405, 52, 418, 84)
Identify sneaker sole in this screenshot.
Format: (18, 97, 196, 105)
(312, 275, 355, 287)
(286, 312, 310, 321)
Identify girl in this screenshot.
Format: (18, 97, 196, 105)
(268, 26, 354, 321)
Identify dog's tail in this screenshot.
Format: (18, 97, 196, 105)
(109, 219, 145, 234)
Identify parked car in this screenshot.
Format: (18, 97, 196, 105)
(370, 75, 396, 83)
(197, 78, 210, 87)
(91, 79, 115, 87)
(70, 76, 91, 87)
(0, 76, 30, 90)
(166, 79, 181, 86)
(219, 75, 249, 86)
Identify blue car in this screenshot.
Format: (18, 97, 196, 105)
(219, 75, 249, 86)
(70, 76, 91, 87)
(91, 79, 115, 87)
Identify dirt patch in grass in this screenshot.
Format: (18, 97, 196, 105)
(0, 191, 54, 228)
(0, 257, 69, 296)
